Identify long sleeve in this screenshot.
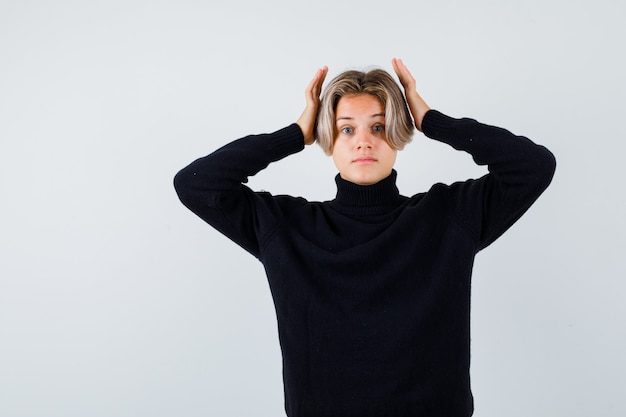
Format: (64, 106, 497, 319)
(421, 110, 556, 251)
(173, 123, 305, 257)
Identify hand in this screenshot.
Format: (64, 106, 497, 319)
(391, 58, 430, 131)
(296, 66, 328, 145)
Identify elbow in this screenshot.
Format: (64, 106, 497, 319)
(173, 168, 196, 207)
(173, 164, 221, 212)
(533, 145, 557, 190)
(541, 145, 557, 181)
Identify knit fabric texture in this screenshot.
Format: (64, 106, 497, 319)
(174, 110, 556, 417)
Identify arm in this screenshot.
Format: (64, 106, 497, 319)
(422, 110, 556, 249)
(173, 125, 304, 257)
(173, 67, 328, 257)
(392, 58, 556, 250)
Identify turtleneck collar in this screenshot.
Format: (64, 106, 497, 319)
(330, 170, 403, 214)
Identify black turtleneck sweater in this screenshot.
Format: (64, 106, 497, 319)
(173, 110, 556, 417)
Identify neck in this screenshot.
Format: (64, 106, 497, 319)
(330, 170, 402, 215)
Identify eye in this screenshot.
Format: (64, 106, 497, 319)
(372, 124, 385, 133)
(340, 126, 354, 134)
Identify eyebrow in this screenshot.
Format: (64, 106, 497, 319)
(336, 113, 386, 121)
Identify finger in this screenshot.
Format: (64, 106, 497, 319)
(305, 72, 319, 98)
(392, 57, 405, 72)
(392, 58, 408, 85)
(393, 58, 415, 89)
(392, 57, 402, 76)
(305, 66, 327, 101)
(312, 66, 328, 97)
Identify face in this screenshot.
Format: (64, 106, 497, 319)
(331, 94, 397, 186)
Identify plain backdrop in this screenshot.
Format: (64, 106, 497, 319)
(1, 0, 624, 416)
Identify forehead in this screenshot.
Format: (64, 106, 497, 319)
(335, 94, 384, 118)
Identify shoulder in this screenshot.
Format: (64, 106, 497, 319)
(405, 179, 485, 218)
(253, 191, 317, 217)
(406, 181, 457, 205)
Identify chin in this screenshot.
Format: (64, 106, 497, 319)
(350, 175, 383, 186)
(340, 168, 390, 186)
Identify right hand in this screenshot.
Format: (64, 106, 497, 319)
(296, 66, 328, 145)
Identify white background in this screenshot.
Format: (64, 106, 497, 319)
(1, 0, 624, 416)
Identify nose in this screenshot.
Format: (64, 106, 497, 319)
(356, 131, 374, 149)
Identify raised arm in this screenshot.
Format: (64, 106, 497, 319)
(173, 67, 328, 257)
(425, 110, 556, 249)
(392, 58, 556, 250)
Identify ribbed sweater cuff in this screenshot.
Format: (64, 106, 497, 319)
(422, 110, 459, 142)
(268, 123, 305, 161)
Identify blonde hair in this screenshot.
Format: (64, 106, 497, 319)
(315, 68, 414, 155)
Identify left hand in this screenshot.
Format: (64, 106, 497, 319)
(392, 58, 431, 132)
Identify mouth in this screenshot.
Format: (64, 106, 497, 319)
(353, 156, 377, 164)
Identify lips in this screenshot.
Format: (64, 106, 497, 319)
(353, 156, 377, 163)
